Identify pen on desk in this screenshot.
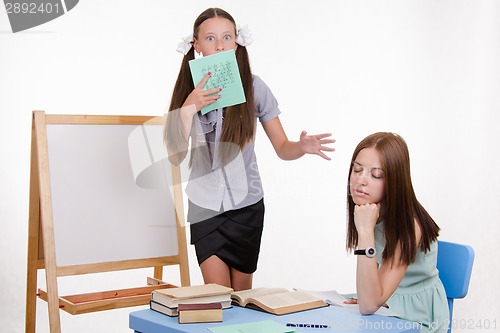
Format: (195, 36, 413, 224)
(286, 323, 331, 329)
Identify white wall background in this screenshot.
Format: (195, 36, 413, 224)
(1, 1, 499, 332)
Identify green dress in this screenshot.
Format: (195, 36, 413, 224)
(375, 222, 450, 333)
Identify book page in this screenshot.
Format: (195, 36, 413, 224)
(232, 288, 289, 305)
(188, 49, 246, 115)
(251, 291, 323, 310)
(295, 289, 347, 306)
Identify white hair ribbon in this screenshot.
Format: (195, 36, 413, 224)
(176, 34, 194, 55)
(236, 24, 253, 47)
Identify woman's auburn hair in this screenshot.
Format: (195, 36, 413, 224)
(346, 132, 440, 266)
(166, 8, 256, 164)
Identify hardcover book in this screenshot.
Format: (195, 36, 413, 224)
(151, 284, 233, 308)
(178, 303, 223, 324)
(150, 299, 232, 317)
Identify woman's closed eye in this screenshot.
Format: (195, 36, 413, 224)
(353, 167, 363, 174)
(371, 169, 384, 179)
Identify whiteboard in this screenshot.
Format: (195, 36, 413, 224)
(46, 123, 179, 266)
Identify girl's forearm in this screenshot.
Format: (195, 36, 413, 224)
(275, 140, 305, 161)
(166, 105, 196, 165)
(177, 104, 198, 141)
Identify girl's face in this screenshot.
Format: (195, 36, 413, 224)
(194, 17, 237, 57)
(349, 147, 385, 205)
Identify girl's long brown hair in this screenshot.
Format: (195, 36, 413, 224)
(166, 8, 255, 165)
(346, 132, 440, 266)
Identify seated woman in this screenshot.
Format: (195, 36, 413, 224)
(346, 132, 449, 333)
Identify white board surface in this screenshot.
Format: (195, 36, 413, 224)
(46, 123, 178, 266)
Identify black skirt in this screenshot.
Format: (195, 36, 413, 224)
(188, 199, 265, 274)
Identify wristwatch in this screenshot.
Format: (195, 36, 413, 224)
(354, 247, 376, 258)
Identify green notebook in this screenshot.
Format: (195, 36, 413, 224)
(209, 320, 295, 333)
(188, 49, 246, 115)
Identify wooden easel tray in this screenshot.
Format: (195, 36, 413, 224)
(38, 281, 176, 315)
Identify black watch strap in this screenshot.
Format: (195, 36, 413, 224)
(354, 247, 376, 258)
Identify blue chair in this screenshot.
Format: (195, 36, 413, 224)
(437, 241, 475, 333)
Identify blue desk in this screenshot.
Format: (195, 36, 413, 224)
(130, 306, 420, 333)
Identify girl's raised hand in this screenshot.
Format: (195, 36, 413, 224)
(182, 72, 222, 113)
(298, 131, 336, 160)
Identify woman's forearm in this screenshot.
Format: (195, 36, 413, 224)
(356, 232, 384, 314)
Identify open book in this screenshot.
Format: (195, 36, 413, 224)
(231, 288, 327, 315)
(295, 289, 399, 317)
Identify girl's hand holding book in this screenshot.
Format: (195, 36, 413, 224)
(182, 72, 222, 113)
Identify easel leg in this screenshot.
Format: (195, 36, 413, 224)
(172, 165, 190, 287)
(34, 111, 62, 333)
(25, 213, 40, 333)
(154, 266, 163, 280)
(26, 122, 40, 332)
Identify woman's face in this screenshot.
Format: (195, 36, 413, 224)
(349, 147, 385, 205)
(194, 17, 237, 57)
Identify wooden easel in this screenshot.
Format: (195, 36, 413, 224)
(25, 111, 190, 333)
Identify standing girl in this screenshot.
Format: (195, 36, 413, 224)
(346, 132, 449, 332)
(165, 8, 335, 291)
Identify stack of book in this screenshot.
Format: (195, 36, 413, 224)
(150, 283, 233, 319)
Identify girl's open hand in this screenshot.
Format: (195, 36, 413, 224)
(182, 72, 221, 113)
(298, 131, 336, 160)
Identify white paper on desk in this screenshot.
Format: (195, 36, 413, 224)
(294, 289, 399, 317)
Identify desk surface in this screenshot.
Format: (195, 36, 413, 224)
(130, 305, 420, 333)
